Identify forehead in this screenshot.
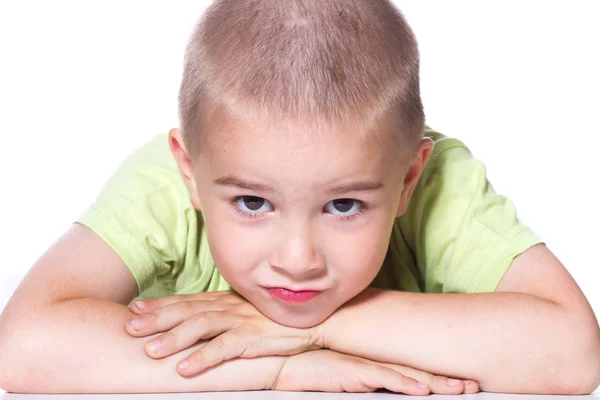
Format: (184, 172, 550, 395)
(201, 114, 401, 187)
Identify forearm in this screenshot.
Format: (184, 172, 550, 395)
(0, 297, 286, 393)
(323, 288, 600, 394)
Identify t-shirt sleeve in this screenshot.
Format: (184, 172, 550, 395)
(74, 135, 194, 296)
(397, 135, 545, 294)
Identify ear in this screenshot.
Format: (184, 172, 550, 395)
(168, 128, 202, 211)
(395, 137, 434, 217)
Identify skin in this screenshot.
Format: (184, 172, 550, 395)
(168, 114, 433, 328)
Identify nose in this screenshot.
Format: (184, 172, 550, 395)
(268, 221, 327, 280)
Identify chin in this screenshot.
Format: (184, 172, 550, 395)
(262, 304, 330, 329)
(236, 286, 335, 328)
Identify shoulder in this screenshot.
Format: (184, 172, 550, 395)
(76, 133, 206, 295)
(105, 134, 188, 210)
(396, 126, 542, 293)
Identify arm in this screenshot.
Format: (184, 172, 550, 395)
(0, 224, 475, 395)
(0, 297, 285, 393)
(0, 224, 284, 393)
(0, 296, 479, 395)
(322, 244, 600, 394)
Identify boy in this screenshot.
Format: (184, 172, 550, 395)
(1, 0, 599, 395)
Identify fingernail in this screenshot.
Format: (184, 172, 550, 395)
(128, 318, 142, 331)
(417, 382, 429, 389)
(178, 360, 190, 370)
(463, 380, 473, 385)
(133, 301, 145, 311)
(448, 378, 461, 386)
(148, 340, 162, 353)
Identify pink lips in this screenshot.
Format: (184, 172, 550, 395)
(266, 287, 322, 303)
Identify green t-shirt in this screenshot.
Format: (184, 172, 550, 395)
(75, 127, 543, 301)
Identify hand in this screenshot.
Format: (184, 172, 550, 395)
(124, 291, 323, 376)
(273, 349, 480, 395)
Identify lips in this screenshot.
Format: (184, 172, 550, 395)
(266, 287, 322, 303)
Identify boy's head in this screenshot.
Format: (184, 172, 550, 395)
(169, 0, 433, 328)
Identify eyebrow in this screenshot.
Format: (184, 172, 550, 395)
(214, 175, 384, 195)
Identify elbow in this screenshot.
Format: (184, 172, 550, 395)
(0, 323, 14, 392)
(559, 354, 600, 395)
(0, 345, 26, 393)
(0, 324, 47, 394)
(0, 366, 40, 394)
(0, 350, 35, 394)
(0, 365, 9, 393)
(0, 336, 18, 393)
(574, 331, 600, 395)
(0, 373, 26, 395)
(554, 321, 600, 395)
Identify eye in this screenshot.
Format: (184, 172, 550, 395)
(232, 196, 273, 218)
(324, 199, 364, 221)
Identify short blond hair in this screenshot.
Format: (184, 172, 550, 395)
(178, 0, 424, 161)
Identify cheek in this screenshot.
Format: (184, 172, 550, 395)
(332, 224, 391, 285)
(204, 215, 267, 278)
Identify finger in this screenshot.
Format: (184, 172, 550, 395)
(126, 300, 224, 336)
(366, 362, 466, 395)
(129, 295, 188, 314)
(144, 311, 231, 359)
(129, 293, 224, 314)
(428, 375, 465, 395)
(463, 380, 481, 394)
(363, 362, 435, 387)
(177, 331, 247, 376)
(365, 365, 431, 396)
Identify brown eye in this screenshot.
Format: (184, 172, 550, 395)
(243, 196, 264, 211)
(234, 196, 273, 214)
(333, 199, 354, 212)
(325, 199, 361, 216)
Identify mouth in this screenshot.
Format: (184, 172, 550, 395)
(264, 287, 323, 304)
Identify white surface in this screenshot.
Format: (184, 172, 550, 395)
(2, 393, 600, 400)
(0, 0, 598, 396)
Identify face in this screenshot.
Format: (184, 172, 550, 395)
(169, 116, 432, 328)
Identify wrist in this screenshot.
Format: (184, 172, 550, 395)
(319, 287, 383, 349)
(309, 321, 327, 350)
(271, 355, 294, 390)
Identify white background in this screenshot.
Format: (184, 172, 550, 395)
(0, 0, 598, 384)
